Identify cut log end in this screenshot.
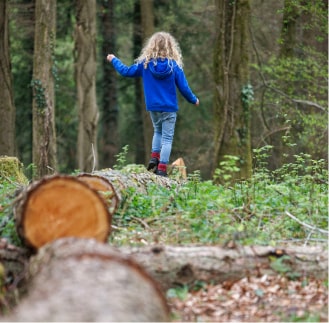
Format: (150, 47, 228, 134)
(15, 175, 111, 249)
(77, 173, 119, 214)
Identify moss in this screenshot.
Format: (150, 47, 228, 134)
(0, 156, 29, 185)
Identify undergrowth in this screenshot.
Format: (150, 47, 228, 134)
(0, 146, 327, 248)
(109, 146, 328, 247)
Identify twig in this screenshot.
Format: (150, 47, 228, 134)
(131, 216, 150, 229)
(285, 211, 329, 236)
(91, 143, 96, 172)
(304, 229, 315, 247)
(276, 238, 328, 243)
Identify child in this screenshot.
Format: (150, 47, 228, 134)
(107, 31, 199, 177)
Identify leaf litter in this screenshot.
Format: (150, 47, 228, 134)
(168, 274, 328, 322)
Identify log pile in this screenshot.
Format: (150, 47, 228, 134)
(12, 170, 179, 250)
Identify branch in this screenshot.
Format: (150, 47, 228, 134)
(267, 86, 326, 112)
(285, 211, 329, 236)
(249, 23, 326, 113)
(291, 99, 326, 111)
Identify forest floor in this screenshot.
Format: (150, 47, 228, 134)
(167, 274, 328, 322)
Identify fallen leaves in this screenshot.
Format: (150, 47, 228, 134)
(168, 274, 328, 322)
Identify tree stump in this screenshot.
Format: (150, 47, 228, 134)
(14, 175, 111, 250)
(4, 238, 169, 322)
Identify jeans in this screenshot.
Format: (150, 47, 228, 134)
(149, 111, 177, 164)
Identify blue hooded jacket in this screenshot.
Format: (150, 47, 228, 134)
(111, 57, 197, 112)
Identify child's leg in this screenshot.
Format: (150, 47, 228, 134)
(149, 112, 162, 154)
(148, 112, 162, 171)
(159, 112, 177, 167)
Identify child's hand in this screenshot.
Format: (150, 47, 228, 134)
(107, 54, 115, 62)
(195, 98, 200, 106)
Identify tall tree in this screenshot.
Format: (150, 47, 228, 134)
(99, 0, 119, 169)
(75, 0, 98, 172)
(140, 0, 154, 164)
(31, 0, 57, 178)
(132, 0, 144, 164)
(0, 0, 16, 157)
(212, 0, 252, 181)
(279, 0, 300, 58)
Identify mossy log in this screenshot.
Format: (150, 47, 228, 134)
(91, 167, 180, 202)
(0, 156, 28, 185)
(3, 238, 169, 322)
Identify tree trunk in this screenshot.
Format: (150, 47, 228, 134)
(212, 0, 252, 182)
(279, 0, 299, 58)
(4, 238, 169, 322)
(120, 244, 328, 290)
(140, 0, 155, 164)
(133, 0, 145, 164)
(75, 0, 99, 172)
(99, 0, 119, 169)
(14, 175, 111, 250)
(32, 0, 57, 179)
(0, 0, 16, 157)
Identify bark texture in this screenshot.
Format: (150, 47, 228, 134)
(92, 168, 181, 202)
(0, 0, 16, 157)
(4, 238, 169, 322)
(32, 0, 57, 178)
(75, 0, 99, 172)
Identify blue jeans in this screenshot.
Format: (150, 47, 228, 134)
(149, 111, 177, 164)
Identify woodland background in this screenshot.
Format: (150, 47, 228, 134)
(0, 0, 327, 180)
(0, 1, 328, 321)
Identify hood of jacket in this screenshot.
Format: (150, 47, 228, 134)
(148, 58, 174, 79)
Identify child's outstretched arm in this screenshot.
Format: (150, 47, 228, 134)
(106, 54, 115, 62)
(106, 54, 142, 77)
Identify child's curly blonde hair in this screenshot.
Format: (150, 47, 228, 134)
(135, 32, 183, 69)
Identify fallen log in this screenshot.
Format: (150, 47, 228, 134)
(3, 238, 169, 322)
(91, 167, 180, 202)
(12, 168, 180, 251)
(14, 175, 111, 250)
(0, 239, 327, 319)
(119, 244, 328, 290)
